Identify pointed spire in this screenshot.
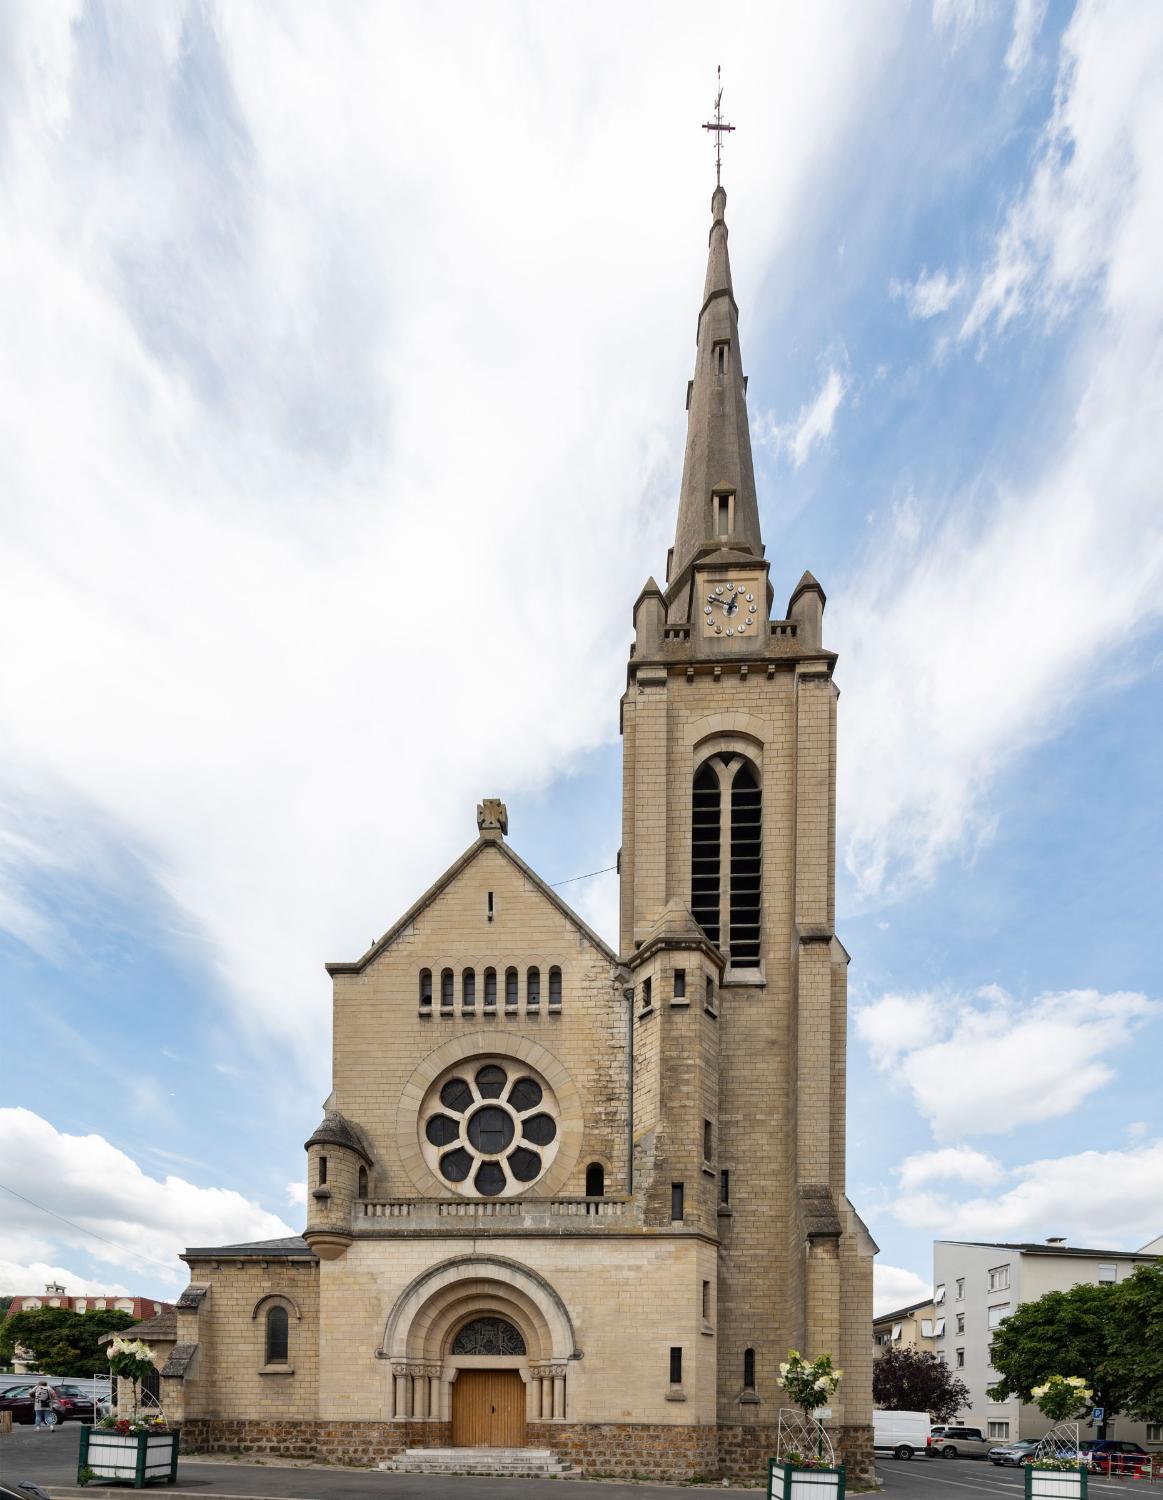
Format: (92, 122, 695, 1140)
(668, 185, 764, 597)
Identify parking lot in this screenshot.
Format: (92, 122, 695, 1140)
(879, 1455, 1161, 1499)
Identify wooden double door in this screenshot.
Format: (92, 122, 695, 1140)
(450, 1369, 526, 1447)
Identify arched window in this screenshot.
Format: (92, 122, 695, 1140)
(743, 1348, 755, 1389)
(441, 968, 454, 1007)
(452, 1316, 526, 1356)
(585, 1162, 605, 1197)
(548, 966, 562, 1007)
(419, 968, 432, 1007)
(526, 967, 540, 1007)
(462, 968, 476, 1008)
(484, 968, 497, 1007)
(690, 755, 762, 967)
(357, 1165, 368, 1199)
(265, 1305, 289, 1365)
(505, 967, 518, 1006)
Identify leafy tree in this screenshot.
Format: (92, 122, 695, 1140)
(872, 1346, 970, 1421)
(0, 1307, 138, 1377)
(1103, 1264, 1163, 1424)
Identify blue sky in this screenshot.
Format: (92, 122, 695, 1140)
(1, 1, 1161, 1316)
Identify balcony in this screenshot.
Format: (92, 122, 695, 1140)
(356, 1195, 631, 1228)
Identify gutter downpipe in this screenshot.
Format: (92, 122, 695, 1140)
(624, 983, 635, 1194)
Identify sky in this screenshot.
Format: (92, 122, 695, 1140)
(0, 1, 1161, 1320)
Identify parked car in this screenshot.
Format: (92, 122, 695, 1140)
(929, 1425, 992, 1459)
(873, 1409, 931, 1460)
(0, 1382, 100, 1424)
(1079, 1440, 1150, 1476)
(0, 1483, 52, 1500)
(989, 1439, 1041, 1466)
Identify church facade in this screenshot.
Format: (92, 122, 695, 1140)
(147, 181, 876, 1484)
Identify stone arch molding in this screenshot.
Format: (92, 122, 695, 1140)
(396, 1030, 583, 1198)
(381, 1254, 580, 1363)
(251, 1292, 301, 1321)
(684, 710, 771, 754)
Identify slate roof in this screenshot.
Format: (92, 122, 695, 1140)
(304, 1111, 372, 1162)
(940, 1240, 1162, 1259)
(97, 1309, 177, 1345)
(182, 1235, 315, 1260)
(873, 1298, 933, 1324)
(160, 1343, 198, 1379)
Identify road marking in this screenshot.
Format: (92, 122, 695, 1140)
(882, 1463, 1023, 1494)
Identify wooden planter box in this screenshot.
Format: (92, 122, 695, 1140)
(1024, 1466, 1088, 1499)
(79, 1425, 179, 1487)
(768, 1459, 846, 1499)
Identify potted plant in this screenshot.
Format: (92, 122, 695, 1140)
(769, 1351, 845, 1499)
(1021, 1376, 1091, 1499)
(77, 1339, 179, 1489)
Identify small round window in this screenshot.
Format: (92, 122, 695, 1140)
(419, 1056, 561, 1198)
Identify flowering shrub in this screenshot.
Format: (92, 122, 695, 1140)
(777, 1350, 843, 1419)
(106, 1336, 160, 1421)
(98, 1414, 168, 1435)
(779, 1449, 832, 1470)
(1026, 1455, 1084, 1471)
(1031, 1375, 1093, 1423)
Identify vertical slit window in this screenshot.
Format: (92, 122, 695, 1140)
(585, 1163, 604, 1197)
(669, 1347, 683, 1385)
(706, 976, 715, 1013)
(357, 1165, 368, 1199)
(673, 968, 686, 999)
(729, 763, 762, 965)
(703, 1119, 713, 1162)
(318, 1155, 327, 1185)
(526, 967, 540, 1007)
(265, 1305, 289, 1365)
(717, 344, 726, 375)
(720, 1168, 730, 1205)
(549, 966, 562, 1007)
(462, 968, 475, 1008)
(484, 968, 497, 1008)
(671, 1182, 684, 1221)
(441, 969, 454, 1008)
(743, 1348, 755, 1388)
(641, 977, 652, 1012)
(505, 967, 518, 1007)
(702, 1280, 711, 1319)
(487, 890, 494, 921)
(691, 764, 721, 945)
(419, 969, 432, 1008)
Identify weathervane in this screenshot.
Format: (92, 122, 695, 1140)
(702, 65, 735, 187)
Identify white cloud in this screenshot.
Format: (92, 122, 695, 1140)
(931, 0, 994, 50)
(890, 266, 965, 318)
(0, 1109, 293, 1288)
(836, 1, 1163, 900)
(0, 4, 905, 1076)
(892, 1138, 1163, 1247)
(874, 1263, 932, 1316)
(898, 1146, 1003, 1193)
(856, 986, 1158, 1138)
(285, 1181, 307, 1209)
(0, 1261, 131, 1300)
(760, 366, 849, 468)
(1005, 0, 1048, 75)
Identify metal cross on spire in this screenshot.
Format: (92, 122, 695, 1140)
(702, 65, 735, 187)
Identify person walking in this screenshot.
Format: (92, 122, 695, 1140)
(32, 1379, 56, 1431)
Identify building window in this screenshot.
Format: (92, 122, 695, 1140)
(956, 1313, 965, 1335)
(505, 967, 518, 1007)
(720, 1169, 730, 1205)
(265, 1305, 289, 1365)
(441, 968, 454, 1008)
(419, 969, 432, 1007)
(703, 1119, 713, 1162)
(934, 1283, 946, 1304)
(357, 1165, 368, 1199)
(891, 1323, 902, 1342)
(548, 966, 562, 1007)
(452, 1316, 526, 1356)
(669, 1347, 683, 1385)
(421, 1060, 560, 1198)
(487, 890, 494, 921)
(484, 968, 497, 1008)
(673, 968, 686, 999)
(743, 1348, 755, 1388)
(988, 1304, 1010, 1329)
(641, 976, 653, 1012)
(713, 493, 732, 535)
(935, 1317, 946, 1337)
(462, 968, 476, 1008)
(716, 342, 727, 376)
(526, 967, 540, 1008)
(988, 1265, 1010, 1292)
(318, 1155, 327, 1185)
(691, 764, 721, 944)
(1098, 1264, 1117, 1283)
(921, 1319, 934, 1338)
(691, 756, 762, 966)
(1147, 1424, 1162, 1443)
(671, 1183, 684, 1221)
(988, 1422, 1010, 1440)
(702, 1280, 711, 1319)
(585, 1162, 605, 1197)
(956, 1278, 965, 1300)
(956, 1348, 965, 1368)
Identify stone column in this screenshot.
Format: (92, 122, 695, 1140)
(413, 1367, 429, 1420)
(552, 1369, 566, 1420)
(392, 1368, 409, 1419)
(525, 1371, 541, 1422)
(541, 1374, 553, 1419)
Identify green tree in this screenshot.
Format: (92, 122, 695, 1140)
(0, 1307, 138, 1377)
(1103, 1264, 1163, 1423)
(873, 1346, 970, 1422)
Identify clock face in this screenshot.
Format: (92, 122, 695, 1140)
(700, 577, 762, 639)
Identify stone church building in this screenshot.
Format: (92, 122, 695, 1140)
(141, 181, 876, 1483)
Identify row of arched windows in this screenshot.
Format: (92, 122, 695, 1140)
(419, 966, 562, 1012)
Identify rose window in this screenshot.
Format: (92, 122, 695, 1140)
(419, 1057, 560, 1198)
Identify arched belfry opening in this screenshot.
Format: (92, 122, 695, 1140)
(690, 750, 763, 968)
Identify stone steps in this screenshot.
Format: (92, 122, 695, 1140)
(383, 1446, 573, 1477)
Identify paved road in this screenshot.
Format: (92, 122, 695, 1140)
(880, 1454, 1157, 1498)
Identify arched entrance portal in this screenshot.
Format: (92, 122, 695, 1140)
(381, 1256, 576, 1443)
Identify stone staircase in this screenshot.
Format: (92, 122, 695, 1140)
(383, 1445, 573, 1477)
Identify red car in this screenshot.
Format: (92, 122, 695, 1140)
(1080, 1440, 1150, 1476)
(0, 1382, 101, 1423)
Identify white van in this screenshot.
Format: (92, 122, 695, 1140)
(873, 1409, 932, 1460)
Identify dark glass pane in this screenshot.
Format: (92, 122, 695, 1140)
(509, 1077, 543, 1112)
(462, 969, 475, 1005)
(508, 1147, 541, 1182)
(467, 1106, 514, 1154)
(669, 1347, 682, 1384)
(671, 1182, 684, 1220)
(475, 1064, 507, 1098)
(419, 970, 432, 1005)
(357, 1166, 368, 1199)
(440, 1078, 472, 1112)
(522, 1113, 556, 1146)
(505, 969, 518, 1004)
(441, 969, 454, 1005)
(691, 764, 721, 945)
(585, 1163, 604, 1197)
(266, 1306, 289, 1364)
(549, 967, 562, 1004)
(729, 763, 762, 964)
(426, 1114, 460, 1147)
(475, 1161, 505, 1196)
(452, 1316, 526, 1356)
(484, 969, 497, 1006)
(439, 1147, 472, 1182)
(744, 1348, 755, 1387)
(526, 968, 540, 1004)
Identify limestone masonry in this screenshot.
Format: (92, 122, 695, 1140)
(147, 179, 876, 1485)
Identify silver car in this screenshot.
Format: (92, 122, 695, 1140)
(990, 1439, 1041, 1466)
(930, 1425, 992, 1459)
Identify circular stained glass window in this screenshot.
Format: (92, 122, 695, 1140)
(419, 1057, 561, 1198)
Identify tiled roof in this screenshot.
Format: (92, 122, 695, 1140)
(873, 1297, 932, 1323)
(940, 1240, 1162, 1259)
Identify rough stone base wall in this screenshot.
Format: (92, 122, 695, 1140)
(179, 1418, 874, 1486)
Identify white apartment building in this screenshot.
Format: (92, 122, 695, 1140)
(932, 1238, 1162, 1448)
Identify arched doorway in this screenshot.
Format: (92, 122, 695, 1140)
(449, 1319, 527, 1446)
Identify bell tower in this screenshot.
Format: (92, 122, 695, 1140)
(619, 175, 875, 1462)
